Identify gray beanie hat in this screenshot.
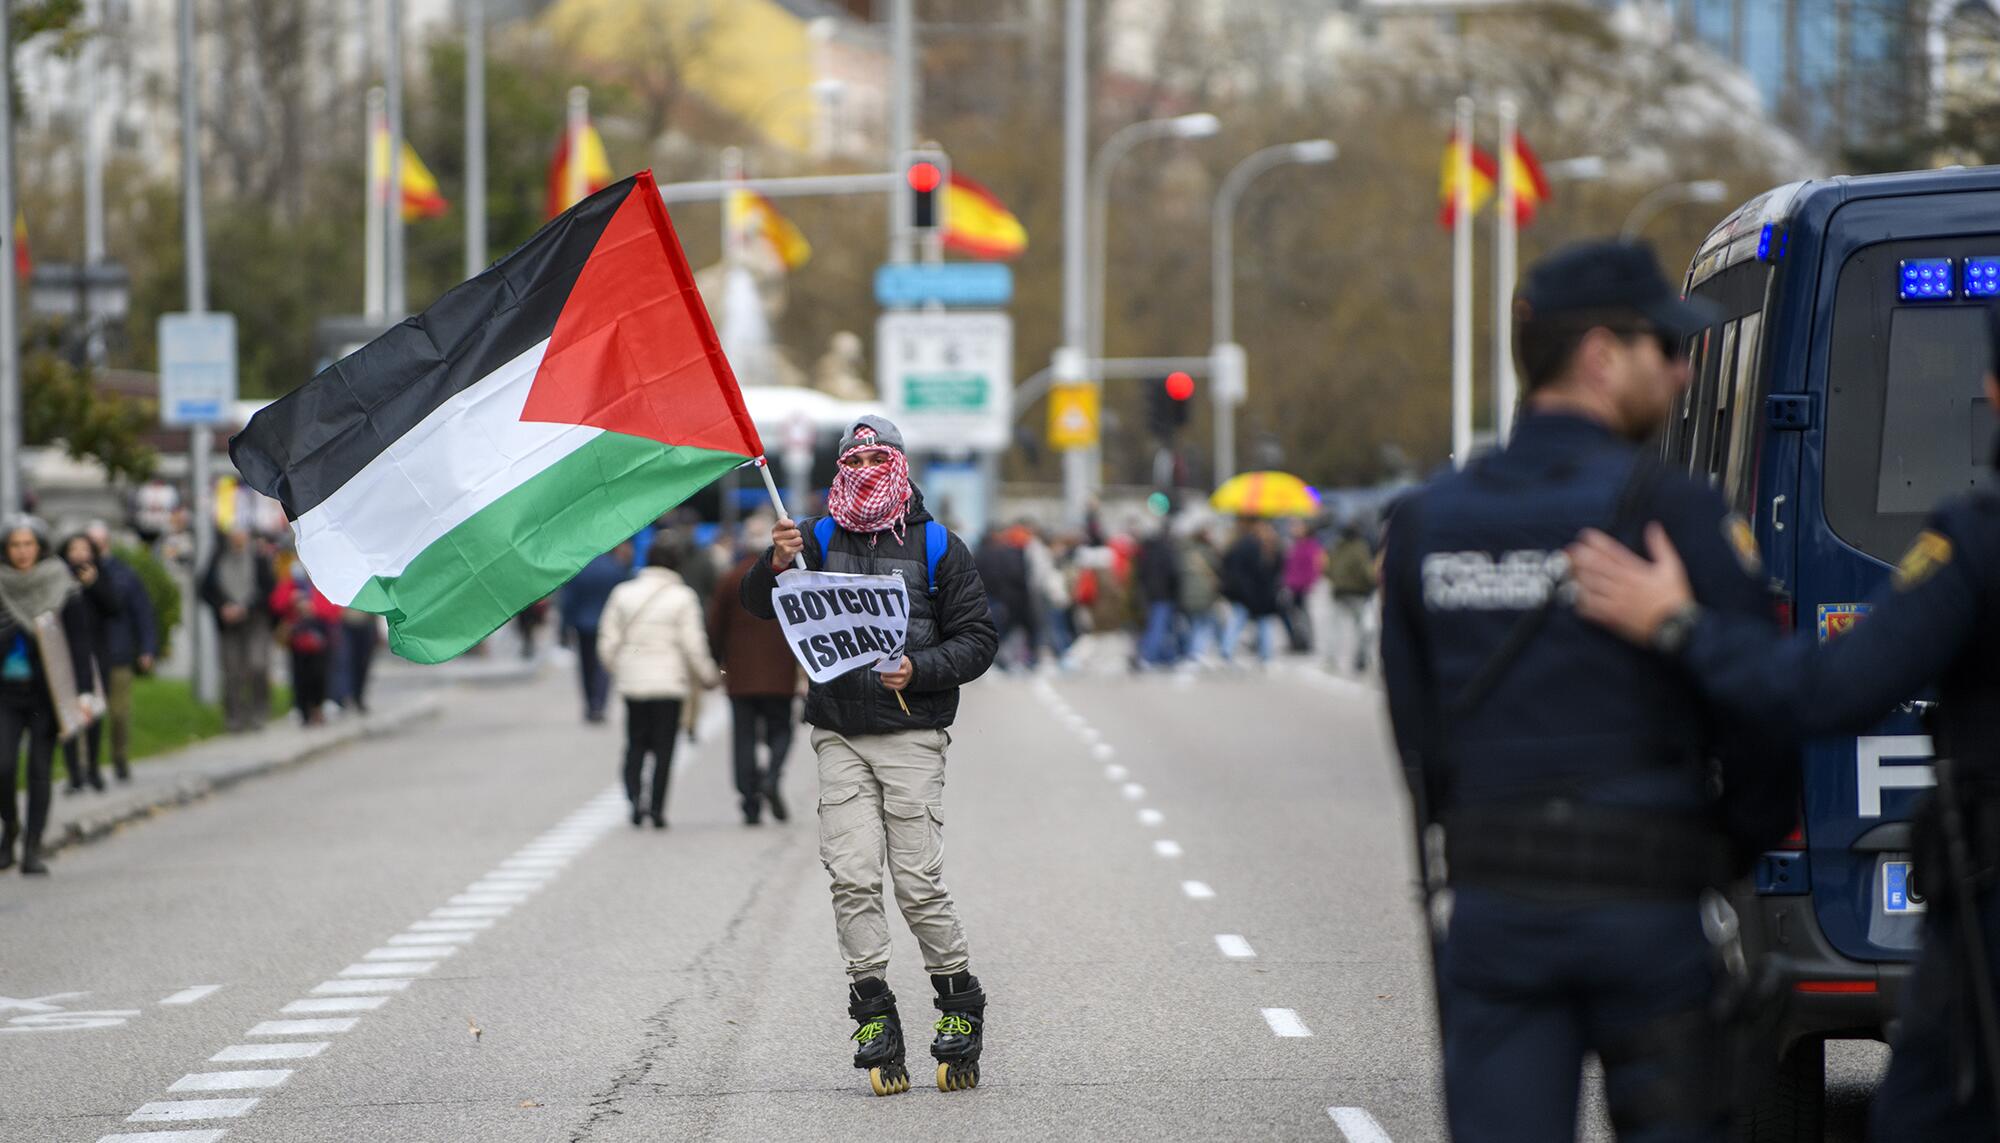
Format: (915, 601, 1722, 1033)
(838, 415, 906, 455)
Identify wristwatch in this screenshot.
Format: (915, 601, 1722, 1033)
(1651, 602, 1704, 656)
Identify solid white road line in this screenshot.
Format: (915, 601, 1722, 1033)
(1261, 1008, 1313, 1038)
(168, 1070, 292, 1092)
(1153, 839, 1184, 858)
(98, 1133, 227, 1143)
(157, 986, 224, 1006)
(246, 1018, 357, 1036)
(210, 1043, 328, 1062)
(311, 979, 411, 995)
(280, 997, 389, 1015)
(1138, 808, 1164, 826)
(1214, 934, 1257, 958)
(339, 962, 437, 977)
(408, 919, 495, 932)
(1104, 764, 1128, 781)
(1181, 880, 1216, 900)
(364, 945, 456, 960)
(127, 1099, 260, 1121)
(1329, 1107, 1394, 1143)
(387, 931, 477, 946)
(1120, 783, 1146, 800)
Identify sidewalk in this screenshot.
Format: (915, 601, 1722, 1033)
(38, 653, 547, 856)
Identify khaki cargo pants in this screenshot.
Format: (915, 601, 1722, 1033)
(813, 726, 970, 982)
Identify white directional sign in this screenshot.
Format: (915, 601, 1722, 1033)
(876, 310, 1013, 451)
(158, 312, 238, 427)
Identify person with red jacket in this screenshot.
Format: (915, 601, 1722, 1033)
(709, 533, 802, 826)
(270, 563, 341, 725)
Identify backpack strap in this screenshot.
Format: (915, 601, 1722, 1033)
(924, 521, 946, 596)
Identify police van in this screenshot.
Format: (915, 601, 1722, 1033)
(1675, 167, 1998, 1137)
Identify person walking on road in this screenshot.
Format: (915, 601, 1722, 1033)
(742, 415, 999, 1097)
(1378, 240, 1797, 1142)
(85, 522, 156, 781)
(1563, 300, 2000, 1143)
(599, 541, 719, 829)
(201, 528, 277, 732)
(56, 534, 118, 793)
(709, 540, 801, 826)
(1135, 521, 1183, 668)
(1221, 518, 1283, 665)
(0, 518, 101, 876)
(1325, 524, 1378, 675)
(561, 546, 630, 724)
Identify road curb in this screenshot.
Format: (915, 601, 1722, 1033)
(44, 695, 448, 856)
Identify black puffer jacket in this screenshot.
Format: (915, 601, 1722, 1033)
(742, 489, 997, 735)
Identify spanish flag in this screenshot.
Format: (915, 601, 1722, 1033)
(371, 127, 450, 221)
(943, 173, 1027, 261)
(1506, 135, 1553, 227)
(1437, 132, 1497, 230)
(545, 120, 615, 219)
(729, 189, 812, 270)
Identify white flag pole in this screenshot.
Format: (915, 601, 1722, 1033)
(1451, 95, 1475, 469)
(1494, 95, 1520, 445)
(754, 457, 807, 570)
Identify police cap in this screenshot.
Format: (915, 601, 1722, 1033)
(1517, 239, 1722, 341)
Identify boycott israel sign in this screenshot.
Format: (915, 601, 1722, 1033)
(772, 570, 910, 683)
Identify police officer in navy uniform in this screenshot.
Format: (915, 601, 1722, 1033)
(1567, 304, 2000, 1143)
(1380, 239, 1796, 1142)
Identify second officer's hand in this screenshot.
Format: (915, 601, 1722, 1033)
(770, 516, 804, 571)
(878, 657, 914, 691)
(1566, 523, 1695, 645)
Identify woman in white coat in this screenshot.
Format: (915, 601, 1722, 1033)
(598, 540, 721, 828)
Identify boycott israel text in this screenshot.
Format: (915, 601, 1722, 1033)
(771, 570, 911, 683)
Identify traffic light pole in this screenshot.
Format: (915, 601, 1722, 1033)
(1057, 0, 1090, 526)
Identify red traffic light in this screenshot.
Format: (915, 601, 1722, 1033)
(1164, 371, 1195, 401)
(907, 161, 943, 193)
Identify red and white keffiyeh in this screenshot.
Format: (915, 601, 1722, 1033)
(826, 430, 911, 543)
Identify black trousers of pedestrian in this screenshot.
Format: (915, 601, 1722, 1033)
(342, 620, 378, 711)
(292, 650, 330, 722)
(62, 719, 102, 789)
(0, 702, 58, 852)
(573, 629, 609, 718)
(623, 697, 683, 821)
(729, 695, 795, 814)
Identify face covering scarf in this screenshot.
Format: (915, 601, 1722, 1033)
(826, 439, 912, 545)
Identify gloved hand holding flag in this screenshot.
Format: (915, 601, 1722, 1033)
(230, 171, 765, 664)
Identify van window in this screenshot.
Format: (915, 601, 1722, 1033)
(1700, 320, 1739, 486)
(1722, 312, 1765, 509)
(1824, 242, 2000, 560)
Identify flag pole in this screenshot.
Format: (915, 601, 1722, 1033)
(1451, 94, 1474, 468)
(753, 457, 806, 570)
(1494, 95, 1519, 445)
(364, 87, 385, 319)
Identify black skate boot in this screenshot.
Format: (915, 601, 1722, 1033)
(847, 977, 909, 1096)
(929, 971, 986, 1091)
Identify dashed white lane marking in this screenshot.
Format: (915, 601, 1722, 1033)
(158, 986, 224, 1007)
(100, 1133, 227, 1143)
(168, 1070, 292, 1092)
(339, 961, 438, 978)
(1120, 782, 1146, 800)
(430, 905, 511, 918)
(280, 997, 389, 1015)
(1091, 743, 1115, 760)
(1215, 934, 1256, 959)
(1181, 880, 1216, 900)
(387, 931, 476, 946)
(311, 979, 411, 995)
(1261, 1008, 1313, 1037)
(408, 918, 494, 932)
(246, 1018, 357, 1036)
(211, 1043, 328, 1062)
(1153, 839, 1183, 858)
(1138, 808, 1164, 826)
(1329, 1106, 1394, 1142)
(364, 945, 456, 961)
(1104, 763, 1128, 781)
(449, 893, 528, 906)
(127, 1098, 261, 1121)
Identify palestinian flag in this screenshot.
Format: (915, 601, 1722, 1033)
(230, 171, 763, 664)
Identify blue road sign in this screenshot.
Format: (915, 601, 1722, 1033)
(874, 263, 1013, 308)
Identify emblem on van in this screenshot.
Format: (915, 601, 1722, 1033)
(1816, 602, 1871, 643)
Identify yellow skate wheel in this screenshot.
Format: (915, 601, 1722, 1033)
(869, 1066, 907, 1096)
(937, 1063, 951, 1091)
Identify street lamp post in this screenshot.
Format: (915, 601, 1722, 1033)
(1620, 179, 1730, 242)
(1087, 111, 1218, 496)
(1210, 138, 1337, 484)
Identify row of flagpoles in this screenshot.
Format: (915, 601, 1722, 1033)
(1439, 95, 1553, 465)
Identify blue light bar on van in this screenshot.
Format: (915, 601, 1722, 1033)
(1966, 258, 2000, 298)
(1900, 258, 1954, 301)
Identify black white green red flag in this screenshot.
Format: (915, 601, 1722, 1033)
(230, 170, 763, 664)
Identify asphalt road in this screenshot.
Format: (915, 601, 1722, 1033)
(0, 659, 1882, 1142)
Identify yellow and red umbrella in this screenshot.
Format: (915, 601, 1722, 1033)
(1210, 471, 1320, 518)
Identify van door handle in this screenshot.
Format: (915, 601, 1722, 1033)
(1771, 494, 1787, 532)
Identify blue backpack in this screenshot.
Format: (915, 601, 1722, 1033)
(811, 517, 946, 596)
